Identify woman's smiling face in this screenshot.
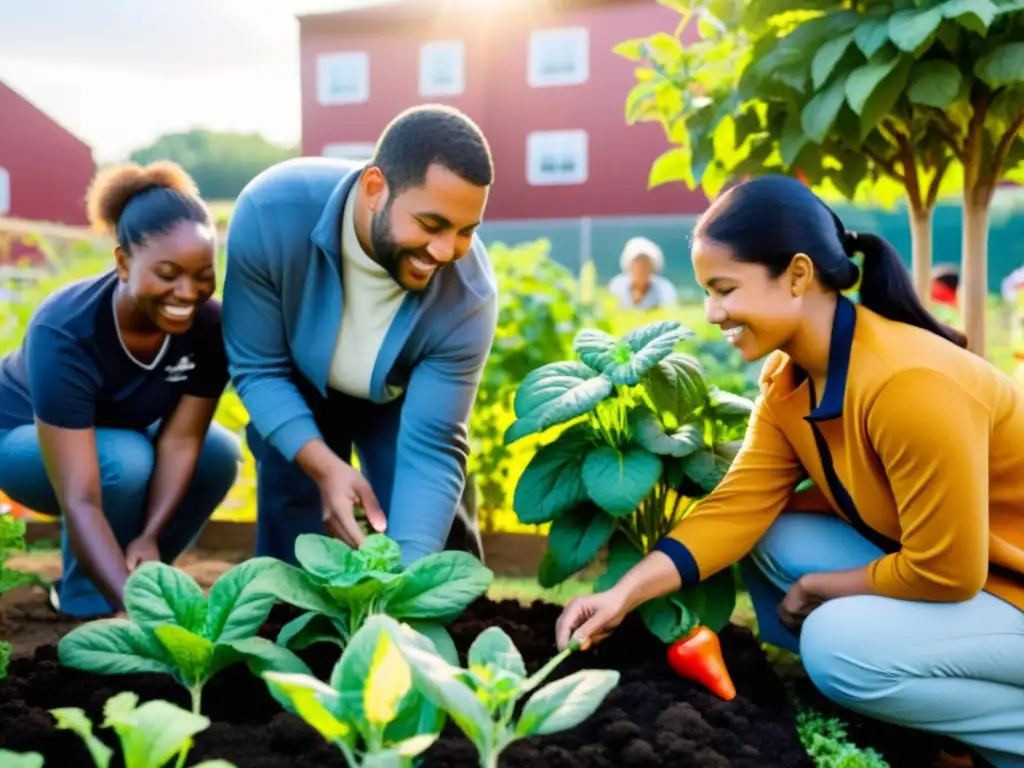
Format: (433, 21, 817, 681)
(691, 235, 804, 363)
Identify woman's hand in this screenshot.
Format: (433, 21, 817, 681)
(778, 576, 826, 631)
(555, 588, 630, 651)
(125, 535, 161, 572)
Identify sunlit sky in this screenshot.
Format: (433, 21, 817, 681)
(0, 0, 380, 162)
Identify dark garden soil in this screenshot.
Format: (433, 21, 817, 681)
(0, 573, 967, 768)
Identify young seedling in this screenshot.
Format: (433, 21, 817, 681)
(394, 624, 620, 768)
(49, 690, 236, 768)
(264, 614, 445, 768)
(256, 533, 492, 665)
(59, 559, 309, 714)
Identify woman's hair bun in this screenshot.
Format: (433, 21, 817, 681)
(85, 160, 199, 235)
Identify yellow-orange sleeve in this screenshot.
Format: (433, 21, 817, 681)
(654, 396, 805, 584)
(865, 369, 990, 601)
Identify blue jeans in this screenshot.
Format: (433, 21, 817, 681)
(0, 422, 241, 617)
(743, 513, 1024, 768)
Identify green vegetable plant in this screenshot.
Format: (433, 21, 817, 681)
(264, 615, 449, 768)
(58, 559, 310, 714)
(393, 622, 619, 768)
(255, 533, 492, 663)
(0, 691, 235, 768)
(505, 320, 754, 643)
(1, 511, 47, 601)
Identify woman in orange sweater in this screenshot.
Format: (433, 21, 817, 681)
(556, 176, 1024, 767)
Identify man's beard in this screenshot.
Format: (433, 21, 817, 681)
(369, 204, 437, 293)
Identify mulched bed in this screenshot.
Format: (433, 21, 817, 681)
(1, 597, 816, 767)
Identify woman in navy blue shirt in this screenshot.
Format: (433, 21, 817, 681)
(0, 161, 240, 618)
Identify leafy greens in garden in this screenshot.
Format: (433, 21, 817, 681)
(505, 320, 754, 643)
(58, 559, 309, 714)
(264, 615, 448, 768)
(255, 533, 492, 664)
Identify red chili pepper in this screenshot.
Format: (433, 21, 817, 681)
(666, 625, 737, 701)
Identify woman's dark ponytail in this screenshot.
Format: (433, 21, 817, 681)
(846, 231, 968, 348)
(695, 174, 968, 350)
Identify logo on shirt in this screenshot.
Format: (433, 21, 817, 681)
(165, 355, 196, 383)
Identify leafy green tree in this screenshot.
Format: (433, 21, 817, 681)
(129, 130, 298, 201)
(619, 0, 1024, 353)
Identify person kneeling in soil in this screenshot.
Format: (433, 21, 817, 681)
(555, 175, 1024, 768)
(222, 105, 495, 567)
(0, 162, 240, 618)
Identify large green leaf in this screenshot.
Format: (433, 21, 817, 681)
(682, 447, 731, 493)
(812, 31, 855, 90)
(385, 552, 493, 621)
(581, 446, 663, 517)
(58, 620, 174, 677)
(638, 593, 694, 643)
(675, 567, 737, 633)
(204, 557, 282, 643)
(294, 534, 367, 585)
(468, 627, 527, 680)
(858, 54, 913, 139)
(276, 612, 345, 651)
(251, 561, 344, 619)
(888, 7, 943, 51)
(512, 424, 594, 524)
(123, 562, 207, 634)
(504, 362, 613, 445)
(709, 389, 755, 423)
(538, 503, 615, 587)
(516, 669, 620, 737)
(631, 410, 704, 458)
(574, 322, 688, 386)
(152, 626, 214, 687)
(846, 48, 902, 115)
(854, 17, 891, 57)
(645, 352, 709, 430)
(975, 42, 1024, 87)
(907, 59, 962, 108)
(802, 72, 850, 142)
(103, 692, 213, 768)
(595, 534, 643, 592)
(942, 0, 999, 35)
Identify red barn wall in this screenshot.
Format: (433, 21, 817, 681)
(0, 81, 95, 226)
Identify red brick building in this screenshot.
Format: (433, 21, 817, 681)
(297, 0, 708, 222)
(0, 80, 95, 226)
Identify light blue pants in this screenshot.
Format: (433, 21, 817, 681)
(0, 422, 241, 618)
(743, 512, 1024, 768)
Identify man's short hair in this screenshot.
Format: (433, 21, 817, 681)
(370, 104, 494, 195)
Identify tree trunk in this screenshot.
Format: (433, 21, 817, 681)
(961, 192, 991, 357)
(909, 206, 934, 303)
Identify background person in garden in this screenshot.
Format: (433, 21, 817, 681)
(0, 162, 240, 618)
(222, 104, 497, 567)
(556, 176, 1024, 768)
(607, 235, 678, 310)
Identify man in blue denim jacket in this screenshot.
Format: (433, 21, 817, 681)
(222, 105, 497, 565)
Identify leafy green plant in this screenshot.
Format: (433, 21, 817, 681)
(256, 533, 492, 663)
(394, 622, 619, 768)
(796, 707, 891, 768)
(58, 559, 308, 714)
(504, 320, 754, 642)
(1, 511, 47, 602)
(52, 690, 235, 768)
(264, 615, 448, 768)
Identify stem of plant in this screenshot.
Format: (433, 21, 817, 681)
(190, 685, 202, 715)
(174, 745, 191, 768)
(521, 638, 580, 694)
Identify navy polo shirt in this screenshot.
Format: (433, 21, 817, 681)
(0, 270, 228, 433)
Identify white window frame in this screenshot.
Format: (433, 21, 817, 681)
(322, 142, 376, 162)
(419, 40, 465, 97)
(316, 52, 370, 105)
(0, 167, 9, 215)
(526, 130, 588, 186)
(528, 27, 589, 88)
